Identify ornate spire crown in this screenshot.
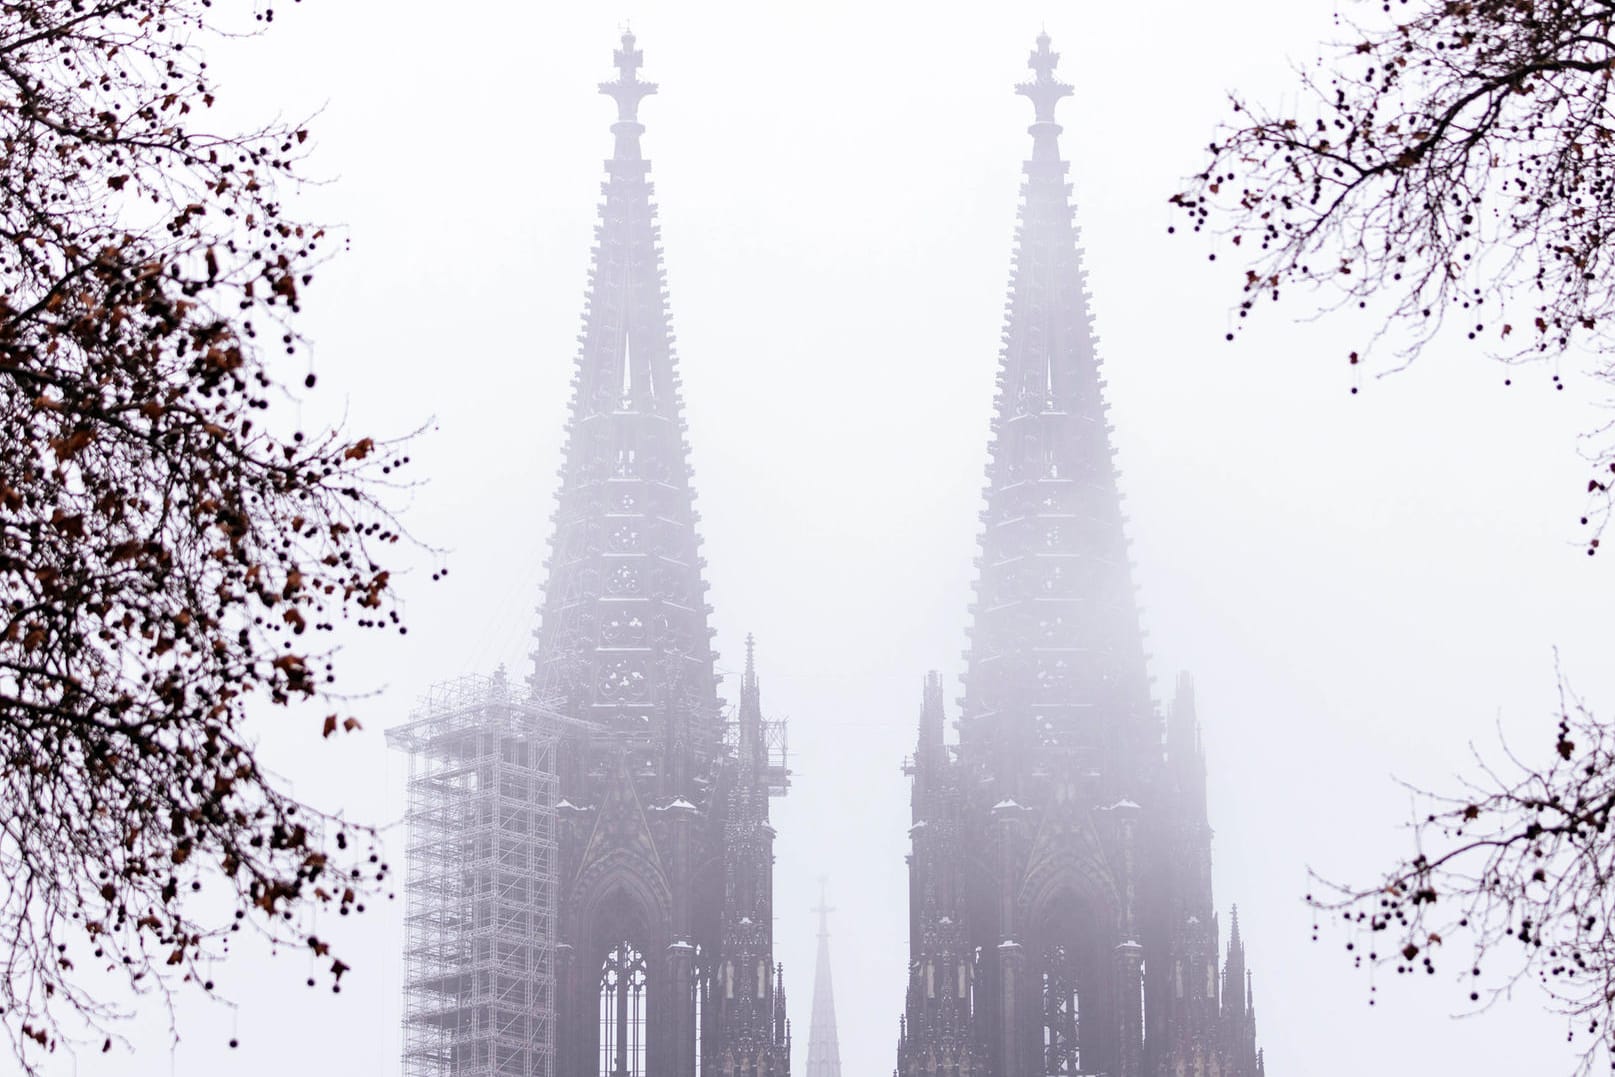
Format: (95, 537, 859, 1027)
(599, 28, 658, 123)
(1015, 31, 1074, 124)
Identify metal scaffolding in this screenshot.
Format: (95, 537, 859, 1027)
(388, 670, 560, 1077)
(722, 709, 792, 797)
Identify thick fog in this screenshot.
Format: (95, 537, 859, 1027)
(44, 1, 1615, 1074)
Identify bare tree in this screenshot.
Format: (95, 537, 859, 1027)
(1180, 3, 1615, 1064)
(0, 1, 412, 1067)
(1311, 674, 1615, 1073)
(1174, 0, 1615, 541)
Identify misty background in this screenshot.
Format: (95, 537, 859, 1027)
(45, 1, 1615, 1074)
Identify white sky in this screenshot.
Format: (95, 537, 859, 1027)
(46, 1, 1615, 1074)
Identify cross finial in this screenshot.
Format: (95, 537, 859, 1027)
(600, 30, 658, 124)
(1015, 30, 1073, 124)
(615, 27, 641, 82)
(812, 876, 835, 940)
(1031, 29, 1054, 73)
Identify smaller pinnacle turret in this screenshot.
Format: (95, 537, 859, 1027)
(1224, 905, 1246, 1003)
(917, 671, 945, 776)
(715, 637, 788, 1076)
(1219, 906, 1262, 1075)
(739, 633, 762, 769)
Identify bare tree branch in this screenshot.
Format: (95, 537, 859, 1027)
(1176, 0, 1615, 541)
(0, 1, 420, 1068)
(1311, 668, 1615, 1073)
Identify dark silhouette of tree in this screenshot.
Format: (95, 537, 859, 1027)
(1174, 0, 1615, 542)
(0, 1, 411, 1067)
(1311, 674, 1615, 1073)
(1181, 3, 1615, 1066)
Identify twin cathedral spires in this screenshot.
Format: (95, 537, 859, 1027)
(525, 28, 1266, 1077)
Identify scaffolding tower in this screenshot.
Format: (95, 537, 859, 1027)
(388, 670, 560, 1077)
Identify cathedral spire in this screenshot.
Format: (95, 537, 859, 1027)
(960, 30, 1151, 776)
(806, 879, 842, 1077)
(532, 30, 717, 753)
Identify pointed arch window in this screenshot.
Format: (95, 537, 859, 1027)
(1138, 958, 1147, 1053)
(1041, 943, 1080, 1077)
(693, 944, 707, 1077)
(619, 330, 635, 409)
(600, 941, 648, 1077)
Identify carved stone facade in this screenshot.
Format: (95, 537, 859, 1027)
(535, 35, 789, 1077)
(896, 35, 1266, 1077)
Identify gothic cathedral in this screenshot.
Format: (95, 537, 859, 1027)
(500, 28, 1266, 1077)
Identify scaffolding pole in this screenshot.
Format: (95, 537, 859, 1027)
(388, 670, 559, 1077)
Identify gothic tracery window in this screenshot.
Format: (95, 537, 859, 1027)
(600, 941, 648, 1077)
